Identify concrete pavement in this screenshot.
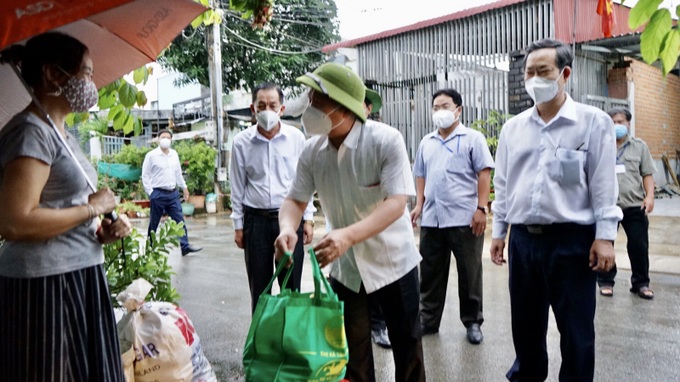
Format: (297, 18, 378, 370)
(130, 197, 680, 381)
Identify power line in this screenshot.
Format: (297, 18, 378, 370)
(223, 25, 327, 55)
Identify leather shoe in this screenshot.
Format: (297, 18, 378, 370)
(466, 323, 483, 344)
(371, 328, 391, 349)
(181, 245, 202, 256)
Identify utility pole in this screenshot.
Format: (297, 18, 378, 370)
(207, 0, 224, 170)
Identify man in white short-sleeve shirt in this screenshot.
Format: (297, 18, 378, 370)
(274, 63, 426, 382)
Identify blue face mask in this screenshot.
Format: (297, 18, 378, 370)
(614, 124, 628, 139)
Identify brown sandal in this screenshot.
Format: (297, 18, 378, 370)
(630, 286, 654, 300)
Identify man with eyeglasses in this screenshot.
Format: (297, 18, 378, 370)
(274, 63, 426, 381)
(410, 88, 494, 345)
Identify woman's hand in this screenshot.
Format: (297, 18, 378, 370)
(96, 214, 132, 244)
(88, 187, 117, 215)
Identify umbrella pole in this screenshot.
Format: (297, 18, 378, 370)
(9, 63, 118, 222)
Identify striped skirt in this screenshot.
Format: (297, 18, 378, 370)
(0, 264, 124, 382)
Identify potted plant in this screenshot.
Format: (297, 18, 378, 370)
(174, 139, 217, 210)
(116, 201, 150, 218)
(104, 220, 185, 306)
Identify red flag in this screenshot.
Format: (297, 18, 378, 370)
(596, 0, 616, 38)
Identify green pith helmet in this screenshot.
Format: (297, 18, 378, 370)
(364, 88, 382, 114)
(296, 63, 367, 123)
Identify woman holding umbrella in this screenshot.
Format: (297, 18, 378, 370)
(0, 32, 131, 381)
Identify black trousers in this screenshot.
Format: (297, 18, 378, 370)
(419, 226, 484, 330)
(597, 207, 650, 290)
(331, 267, 426, 382)
(243, 208, 304, 313)
(506, 224, 596, 382)
(0, 265, 124, 381)
(148, 189, 189, 250)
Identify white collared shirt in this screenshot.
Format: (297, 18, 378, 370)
(491, 94, 623, 241)
(288, 119, 421, 293)
(230, 123, 315, 230)
(141, 146, 187, 196)
(413, 124, 495, 227)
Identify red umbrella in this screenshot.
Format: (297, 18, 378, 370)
(0, 0, 207, 128)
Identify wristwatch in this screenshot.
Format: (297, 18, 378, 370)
(304, 220, 315, 227)
(477, 206, 487, 214)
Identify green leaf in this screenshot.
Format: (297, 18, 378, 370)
(122, 113, 135, 135)
(132, 67, 147, 85)
(108, 104, 124, 124)
(98, 92, 117, 110)
(136, 91, 148, 107)
(190, 13, 204, 29)
(629, 0, 664, 29)
(639, 9, 672, 64)
(659, 29, 680, 75)
(677, 4, 680, 19)
(118, 82, 138, 108)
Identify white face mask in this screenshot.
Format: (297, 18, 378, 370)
(256, 109, 281, 132)
(524, 69, 564, 104)
(159, 137, 172, 149)
(432, 109, 459, 129)
(301, 104, 343, 136)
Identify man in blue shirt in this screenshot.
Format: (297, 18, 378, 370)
(490, 39, 622, 381)
(410, 88, 494, 344)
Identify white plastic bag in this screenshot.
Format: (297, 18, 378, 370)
(117, 279, 217, 382)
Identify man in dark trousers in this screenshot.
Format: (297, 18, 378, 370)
(597, 107, 656, 299)
(410, 88, 494, 345)
(275, 63, 425, 381)
(230, 82, 315, 312)
(142, 129, 202, 256)
(490, 39, 622, 381)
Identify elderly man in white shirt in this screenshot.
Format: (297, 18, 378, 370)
(490, 39, 622, 382)
(230, 82, 315, 313)
(142, 129, 202, 256)
(275, 63, 426, 382)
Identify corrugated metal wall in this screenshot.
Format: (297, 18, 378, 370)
(357, 0, 555, 159)
(355, 0, 615, 160)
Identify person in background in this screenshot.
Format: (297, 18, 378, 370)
(275, 63, 425, 381)
(230, 82, 315, 313)
(490, 38, 622, 381)
(142, 129, 202, 256)
(597, 107, 656, 299)
(410, 88, 494, 345)
(0, 31, 132, 381)
(364, 88, 391, 349)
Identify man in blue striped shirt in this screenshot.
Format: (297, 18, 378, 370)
(490, 38, 622, 382)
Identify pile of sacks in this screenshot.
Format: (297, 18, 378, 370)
(117, 279, 217, 382)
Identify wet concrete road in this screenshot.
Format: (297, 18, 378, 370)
(133, 212, 680, 381)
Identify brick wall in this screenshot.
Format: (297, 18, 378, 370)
(508, 50, 533, 116)
(627, 59, 680, 160)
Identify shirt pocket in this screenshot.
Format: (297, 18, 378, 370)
(547, 148, 586, 186)
(623, 155, 641, 173)
(445, 151, 471, 174)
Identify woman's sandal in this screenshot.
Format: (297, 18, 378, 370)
(599, 286, 614, 297)
(630, 286, 654, 300)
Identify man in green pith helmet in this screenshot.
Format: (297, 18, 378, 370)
(275, 63, 426, 381)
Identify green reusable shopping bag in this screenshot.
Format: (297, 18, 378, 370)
(243, 249, 348, 382)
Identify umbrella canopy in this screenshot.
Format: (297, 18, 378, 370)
(0, 0, 207, 128)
